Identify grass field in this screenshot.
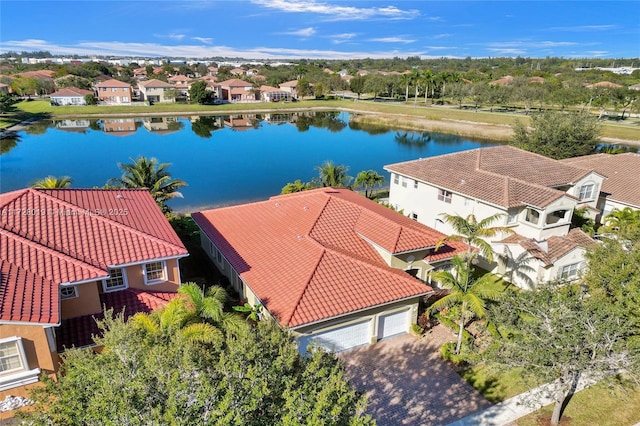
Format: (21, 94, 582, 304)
(2, 98, 639, 143)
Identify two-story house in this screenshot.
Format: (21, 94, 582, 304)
(138, 79, 176, 103)
(217, 78, 255, 103)
(385, 146, 604, 288)
(0, 188, 188, 398)
(192, 188, 466, 353)
(94, 79, 133, 105)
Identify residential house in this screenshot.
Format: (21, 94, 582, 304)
(0, 188, 188, 397)
(138, 79, 176, 103)
(49, 87, 94, 106)
(168, 74, 193, 98)
(561, 153, 640, 218)
(192, 188, 466, 353)
(94, 79, 133, 105)
(259, 85, 291, 102)
(217, 78, 256, 102)
(278, 80, 299, 98)
(385, 146, 604, 288)
(0, 83, 10, 93)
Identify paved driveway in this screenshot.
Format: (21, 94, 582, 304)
(340, 326, 492, 426)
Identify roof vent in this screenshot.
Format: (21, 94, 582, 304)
(296, 235, 303, 240)
(275, 202, 280, 207)
(116, 194, 124, 199)
(460, 179, 466, 185)
(303, 206, 308, 211)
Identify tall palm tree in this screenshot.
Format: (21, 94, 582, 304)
(436, 213, 514, 265)
(108, 156, 187, 212)
(313, 161, 352, 188)
(354, 170, 385, 198)
(421, 69, 434, 104)
(410, 69, 422, 105)
(399, 73, 411, 103)
(32, 175, 72, 188)
(428, 255, 502, 354)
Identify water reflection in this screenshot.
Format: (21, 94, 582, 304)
(0, 131, 20, 155)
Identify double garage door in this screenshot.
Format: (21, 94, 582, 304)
(298, 308, 411, 353)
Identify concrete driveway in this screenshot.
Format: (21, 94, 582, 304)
(340, 326, 492, 426)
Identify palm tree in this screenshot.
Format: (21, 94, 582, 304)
(32, 175, 72, 188)
(410, 69, 422, 105)
(428, 255, 502, 354)
(354, 170, 385, 198)
(600, 207, 640, 239)
(436, 213, 514, 266)
(399, 73, 411, 102)
(313, 161, 352, 188)
(108, 156, 187, 212)
(421, 69, 434, 104)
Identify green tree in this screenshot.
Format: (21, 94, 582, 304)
(10, 76, 38, 97)
(295, 78, 312, 99)
(31, 175, 72, 188)
(188, 80, 209, 104)
(281, 179, 315, 194)
(0, 92, 16, 113)
(512, 111, 601, 159)
(428, 255, 502, 355)
(599, 207, 640, 240)
(313, 161, 352, 188)
(490, 281, 639, 426)
(107, 156, 187, 212)
(354, 169, 385, 198)
(349, 75, 367, 99)
(84, 93, 97, 105)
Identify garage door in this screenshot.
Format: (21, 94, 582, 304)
(298, 319, 372, 353)
(377, 309, 410, 340)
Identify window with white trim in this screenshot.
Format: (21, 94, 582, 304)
(103, 268, 127, 292)
(525, 208, 540, 225)
(413, 180, 418, 189)
(60, 286, 77, 299)
(143, 261, 166, 284)
(393, 174, 399, 185)
(401, 177, 407, 188)
(437, 189, 452, 203)
(559, 263, 581, 280)
(0, 339, 25, 374)
(578, 183, 595, 201)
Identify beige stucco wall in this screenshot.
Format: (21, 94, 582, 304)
(0, 324, 58, 389)
(125, 259, 181, 292)
(61, 281, 102, 319)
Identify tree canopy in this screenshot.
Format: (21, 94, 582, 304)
(511, 111, 601, 159)
(31, 175, 72, 188)
(24, 284, 373, 425)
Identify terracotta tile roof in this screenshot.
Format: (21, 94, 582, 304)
(0, 188, 187, 325)
(138, 79, 174, 88)
(386, 146, 594, 209)
(56, 288, 176, 351)
(168, 75, 192, 82)
(279, 80, 298, 88)
(498, 228, 595, 267)
(193, 188, 465, 328)
(94, 79, 131, 88)
(217, 78, 253, 87)
(561, 153, 639, 208)
(0, 260, 59, 325)
(50, 87, 94, 97)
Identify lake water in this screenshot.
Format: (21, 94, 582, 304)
(0, 111, 496, 212)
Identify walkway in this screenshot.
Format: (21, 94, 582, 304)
(340, 326, 492, 425)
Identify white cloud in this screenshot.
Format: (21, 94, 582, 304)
(368, 37, 415, 44)
(487, 48, 527, 55)
(251, 0, 419, 21)
(280, 27, 316, 37)
(192, 37, 213, 44)
(549, 25, 617, 32)
(153, 33, 186, 40)
(329, 33, 358, 44)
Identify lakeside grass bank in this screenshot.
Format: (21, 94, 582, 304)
(3, 98, 639, 145)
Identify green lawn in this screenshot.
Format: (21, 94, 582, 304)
(3, 98, 639, 142)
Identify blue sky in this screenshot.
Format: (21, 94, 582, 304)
(1, 1, 638, 59)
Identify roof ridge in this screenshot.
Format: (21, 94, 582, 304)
(284, 249, 327, 326)
(0, 188, 29, 210)
(36, 189, 186, 253)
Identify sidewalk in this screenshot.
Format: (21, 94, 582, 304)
(446, 374, 598, 426)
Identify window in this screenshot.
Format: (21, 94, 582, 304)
(60, 286, 77, 299)
(144, 261, 166, 284)
(112, 88, 117, 92)
(413, 180, 418, 189)
(525, 208, 540, 225)
(103, 268, 127, 292)
(0, 339, 24, 374)
(546, 210, 568, 225)
(401, 177, 407, 188)
(437, 189, 452, 203)
(393, 174, 399, 185)
(579, 183, 595, 201)
(559, 263, 581, 280)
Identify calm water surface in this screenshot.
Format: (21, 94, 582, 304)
(1, 112, 496, 212)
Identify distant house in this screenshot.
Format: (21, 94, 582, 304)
(278, 80, 299, 98)
(0, 83, 10, 94)
(217, 78, 255, 102)
(561, 153, 640, 217)
(49, 87, 94, 106)
(94, 79, 133, 105)
(192, 188, 466, 353)
(138, 79, 176, 103)
(168, 74, 193, 98)
(587, 81, 624, 89)
(385, 146, 603, 288)
(0, 188, 188, 397)
(259, 85, 291, 102)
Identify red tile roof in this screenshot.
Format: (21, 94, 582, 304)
(0, 188, 187, 325)
(138, 79, 174, 88)
(56, 288, 176, 350)
(50, 87, 94, 98)
(386, 146, 595, 209)
(95, 79, 132, 88)
(217, 78, 253, 87)
(193, 188, 463, 328)
(561, 153, 639, 208)
(499, 228, 595, 267)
